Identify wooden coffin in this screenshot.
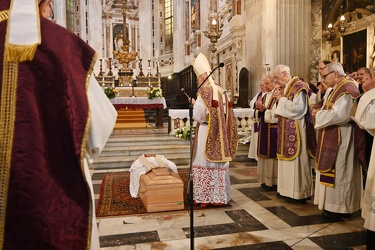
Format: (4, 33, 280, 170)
(139, 167, 184, 212)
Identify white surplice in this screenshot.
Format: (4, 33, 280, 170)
(314, 92, 362, 214)
(257, 90, 278, 186)
(248, 91, 266, 160)
(274, 83, 313, 199)
(352, 87, 375, 231)
(84, 74, 117, 250)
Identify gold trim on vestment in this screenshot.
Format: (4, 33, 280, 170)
(0, 10, 8, 22)
(0, 9, 14, 247)
(81, 52, 97, 250)
(0, 61, 18, 248)
(276, 79, 307, 161)
(5, 1, 40, 63)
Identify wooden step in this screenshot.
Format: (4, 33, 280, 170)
(116, 118, 146, 123)
(114, 108, 147, 129)
(114, 123, 152, 129)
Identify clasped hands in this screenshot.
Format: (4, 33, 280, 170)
(311, 104, 322, 118)
(255, 100, 266, 111)
(272, 87, 283, 101)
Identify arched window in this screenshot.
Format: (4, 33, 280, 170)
(164, 0, 173, 53)
(66, 0, 74, 32)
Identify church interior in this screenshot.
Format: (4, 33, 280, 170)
(43, 0, 375, 248)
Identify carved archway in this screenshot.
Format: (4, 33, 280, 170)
(238, 67, 249, 108)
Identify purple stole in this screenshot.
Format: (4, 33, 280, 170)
(257, 94, 278, 158)
(253, 91, 264, 132)
(277, 77, 310, 160)
(315, 77, 360, 187)
(198, 85, 238, 162)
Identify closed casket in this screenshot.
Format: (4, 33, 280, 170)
(139, 167, 184, 212)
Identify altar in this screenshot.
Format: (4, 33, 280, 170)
(110, 97, 167, 128)
(115, 86, 149, 98)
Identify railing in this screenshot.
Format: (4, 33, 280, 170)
(168, 108, 254, 141)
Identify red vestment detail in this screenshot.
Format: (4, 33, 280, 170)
(1, 3, 96, 248)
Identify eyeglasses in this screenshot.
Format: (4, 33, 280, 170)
(321, 71, 334, 80)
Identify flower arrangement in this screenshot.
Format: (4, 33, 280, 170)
(175, 126, 195, 140)
(146, 87, 163, 100)
(103, 86, 118, 99)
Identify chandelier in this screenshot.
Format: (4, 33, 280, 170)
(203, 17, 222, 53)
(323, 23, 336, 43)
(323, 5, 349, 43)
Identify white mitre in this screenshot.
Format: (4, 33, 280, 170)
(193, 53, 226, 101)
(6, 0, 40, 62)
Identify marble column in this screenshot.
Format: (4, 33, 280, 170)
(173, 0, 186, 72)
(245, 0, 311, 98)
(310, 0, 322, 83)
(88, 0, 103, 57)
(139, 1, 153, 62)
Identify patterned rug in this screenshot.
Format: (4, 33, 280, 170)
(96, 169, 231, 217)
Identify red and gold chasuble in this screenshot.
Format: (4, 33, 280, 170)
(0, 4, 96, 248)
(315, 77, 360, 187)
(198, 85, 238, 162)
(277, 77, 310, 160)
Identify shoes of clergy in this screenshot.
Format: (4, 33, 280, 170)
(276, 192, 288, 199)
(193, 201, 225, 208)
(276, 193, 311, 204)
(260, 183, 277, 192)
(285, 197, 311, 204)
(322, 210, 352, 219)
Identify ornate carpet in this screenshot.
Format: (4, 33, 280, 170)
(96, 168, 231, 217)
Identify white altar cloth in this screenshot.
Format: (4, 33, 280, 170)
(110, 97, 167, 109)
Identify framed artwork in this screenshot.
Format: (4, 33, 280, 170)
(343, 29, 367, 73)
(113, 24, 129, 51)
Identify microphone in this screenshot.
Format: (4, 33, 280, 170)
(181, 88, 190, 99)
(191, 62, 224, 97)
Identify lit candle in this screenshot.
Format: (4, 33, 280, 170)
(211, 19, 217, 32)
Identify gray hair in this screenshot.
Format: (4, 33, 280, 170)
(275, 64, 291, 76)
(325, 62, 345, 77)
(266, 73, 275, 82)
(358, 67, 370, 74)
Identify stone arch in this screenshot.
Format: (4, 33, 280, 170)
(238, 67, 249, 108)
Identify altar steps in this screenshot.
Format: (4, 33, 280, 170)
(90, 130, 250, 170)
(114, 109, 149, 129)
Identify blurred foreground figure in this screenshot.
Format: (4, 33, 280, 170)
(0, 0, 117, 249)
(351, 69, 375, 249)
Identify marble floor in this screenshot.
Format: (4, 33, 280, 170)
(92, 160, 367, 250)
